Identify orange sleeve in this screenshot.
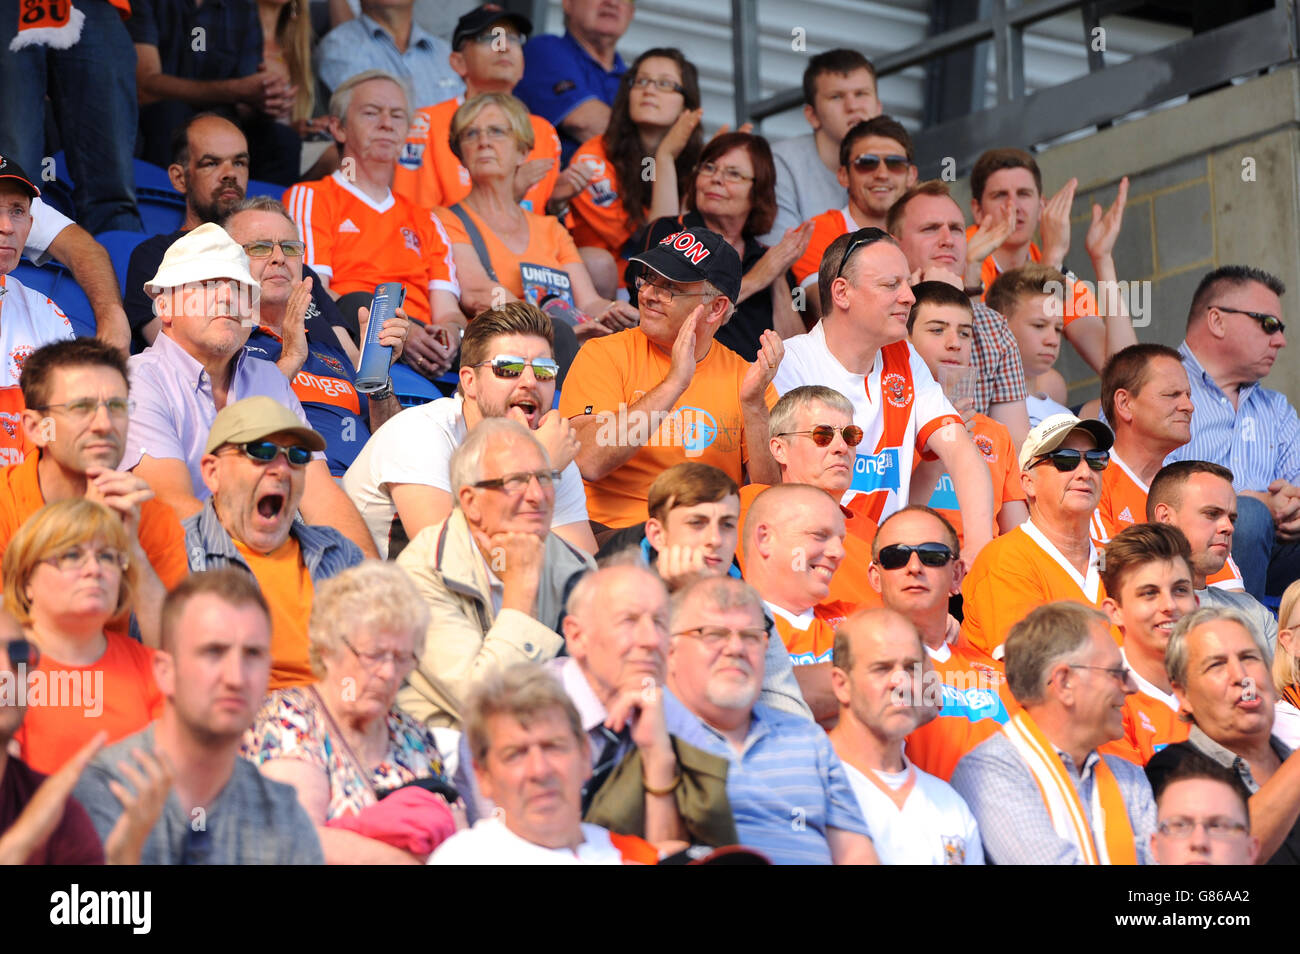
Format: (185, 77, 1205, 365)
(138, 498, 189, 588)
(546, 215, 584, 267)
(915, 414, 965, 461)
(523, 117, 563, 213)
(960, 535, 1047, 662)
(436, 206, 469, 245)
(791, 212, 839, 286)
(420, 210, 460, 298)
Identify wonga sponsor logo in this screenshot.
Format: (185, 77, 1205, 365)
(851, 448, 899, 494)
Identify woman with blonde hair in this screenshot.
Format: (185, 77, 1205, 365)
(2, 499, 162, 775)
(244, 561, 463, 863)
(1272, 578, 1300, 748)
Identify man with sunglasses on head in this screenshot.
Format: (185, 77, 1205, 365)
(397, 417, 595, 728)
(183, 397, 362, 691)
(345, 302, 592, 559)
(863, 505, 1015, 782)
(1165, 265, 1300, 603)
(0, 340, 188, 648)
(562, 225, 782, 535)
(961, 413, 1113, 667)
(789, 116, 917, 321)
(775, 228, 994, 568)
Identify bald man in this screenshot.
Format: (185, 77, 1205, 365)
(828, 608, 983, 864)
(742, 483, 860, 723)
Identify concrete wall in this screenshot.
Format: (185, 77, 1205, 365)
(956, 65, 1300, 409)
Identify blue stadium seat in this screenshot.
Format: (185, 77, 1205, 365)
(133, 159, 175, 196)
(40, 152, 77, 220)
(246, 177, 285, 200)
(135, 195, 184, 235)
(391, 362, 456, 408)
(9, 262, 96, 338)
(95, 230, 150, 297)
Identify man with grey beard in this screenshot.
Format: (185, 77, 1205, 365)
(666, 576, 878, 865)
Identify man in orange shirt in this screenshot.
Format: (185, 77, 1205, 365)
(2, 339, 187, 647)
(865, 505, 1014, 781)
(394, 5, 571, 217)
(284, 70, 462, 379)
(741, 484, 858, 724)
(967, 147, 1136, 374)
(906, 282, 1027, 547)
(739, 384, 879, 606)
(1098, 523, 1196, 765)
(961, 413, 1113, 665)
(183, 397, 362, 690)
(561, 225, 781, 530)
(790, 116, 917, 320)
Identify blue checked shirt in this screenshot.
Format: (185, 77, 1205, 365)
(690, 704, 871, 865)
(1166, 341, 1300, 491)
(317, 15, 464, 108)
(950, 732, 1157, 865)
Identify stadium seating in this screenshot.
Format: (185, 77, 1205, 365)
(10, 261, 97, 338)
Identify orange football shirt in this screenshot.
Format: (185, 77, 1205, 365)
(968, 227, 1094, 326)
(767, 599, 858, 666)
(791, 206, 854, 288)
(923, 412, 1024, 547)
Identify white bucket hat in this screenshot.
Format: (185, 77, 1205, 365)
(143, 222, 260, 299)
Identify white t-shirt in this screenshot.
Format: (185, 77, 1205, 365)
(1026, 392, 1072, 428)
(0, 273, 75, 465)
(773, 323, 960, 523)
(342, 394, 588, 558)
(23, 198, 74, 265)
(843, 758, 984, 865)
(1275, 700, 1300, 750)
(429, 817, 644, 865)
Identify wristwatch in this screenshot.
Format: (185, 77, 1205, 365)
(964, 281, 985, 297)
(369, 379, 395, 401)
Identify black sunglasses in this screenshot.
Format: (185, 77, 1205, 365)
(474, 355, 559, 382)
(851, 153, 910, 174)
(835, 227, 892, 280)
(1210, 304, 1285, 336)
(3, 638, 40, 670)
(230, 440, 313, 466)
(1031, 448, 1110, 472)
(776, 424, 864, 447)
(876, 542, 956, 570)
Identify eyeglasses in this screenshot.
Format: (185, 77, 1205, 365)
(474, 355, 559, 381)
(459, 124, 512, 144)
(776, 424, 864, 448)
(1157, 817, 1251, 840)
(1210, 304, 1286, 336)
(1067, 663, 1131, 685)
(876, 542, 955, 571)
(699, 160, 754, 185)
(241, 239, 305, 259)
(340, 634, 417, 672)
(1030, 448, 1110, 472)
(673, 626, 768, 649)
(32, 397, 132, 421)
(850, 153, 910, 174)
(226, 440, 313, 467)
(873, 540, 956, 571)
(473, 469, 560, 494)
(468, 29, 524, 47)
(632, 76, 684, 94)
(634, 275, 711, 303)
(834, 227, 892, 280)
(42, 544, 129, 574)
(3, 638, 40, 670)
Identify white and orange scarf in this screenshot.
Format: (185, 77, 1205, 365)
(11, 0, 130, 53)
(1002, 710, 1137, 864)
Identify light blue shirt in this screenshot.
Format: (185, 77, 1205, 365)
(690, 704, 870, 865)
(1167, 340, 1300, 491)
(317, 14, 464, 109)
(123, 331, 318, 498)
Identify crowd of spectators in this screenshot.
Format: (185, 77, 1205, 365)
(4, 0, 1300, 869)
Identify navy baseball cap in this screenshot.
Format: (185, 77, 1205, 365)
(628, 226, 742, 302)
(0, 155, 40, 199)
(452, 4, 532, 50)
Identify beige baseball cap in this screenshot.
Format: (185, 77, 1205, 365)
(1018, 413, 1114, 471)
(204, 396, 325, 455)
(144, 222, 260, 298)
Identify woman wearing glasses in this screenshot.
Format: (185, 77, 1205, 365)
(2, 499, 162, 775)
(568, 48, 705, 297)
(244, 562, 463, 864)
(436, 93, 639, 367)
(631, 131, 812, 359)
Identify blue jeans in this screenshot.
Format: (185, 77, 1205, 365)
(0, 0, 142, 234)
(1232, 494, 1300, 599)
